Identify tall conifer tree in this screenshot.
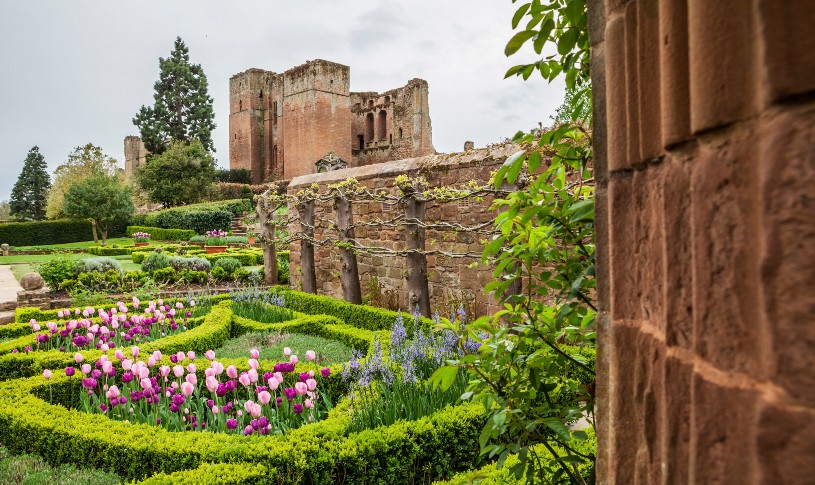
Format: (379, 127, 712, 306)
(133, 37, 216, 154)
(10, 146, 51, 220)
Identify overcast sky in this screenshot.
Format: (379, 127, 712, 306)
(0, 0, 565, 201)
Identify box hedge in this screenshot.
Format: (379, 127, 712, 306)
(86, 246, 133, 256)
(126, 226, 197, 242)
(0, 219, 127, 247)
(138, 463, 273, 484)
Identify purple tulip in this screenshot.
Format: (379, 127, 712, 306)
(91, 369, 102, 379)
(226, 419, 238, 430)
(122, 372, 134, 383)
(65, 366, 76, 377)
(99, 403, 107, 412)
(243, 426, 253, 436)
(283, 387, 296, 400)
(172, 394, 186, 406)
(321, 367, 331, 378)
(299, 372, 310, 383)
(81, 377, 97, 389)
(293, 403, 303, 414)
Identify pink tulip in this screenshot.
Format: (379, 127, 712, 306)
(258, 390, 271, 404)
(267, 378, 279, 391)
(249, 348, 260, 359)
(138, 366, 150, 379)
(102, 361, 113, 374)
(122, 359, 133, 371)
(81, 364, 91, 375)
(185, 363, 196, 374)
(147, 356, 156, 367)
(295, 382, 308, 395)
(306, 378, 317, 391)
(283, 347, 292, 356)
(176, 351, 185, 363)
(206, 376, 218, 392)
(114, 349, 125, 360)
(204, 368, 215, 378)
(244, 400, 255, 412)
(160, 366, 171, 377)
(289, 355, 298, 365)
(58, 310, 64, 318)
(238, 373, 251, 387)
(187, 351, 196, 361)
(205, 350, 215, 361)
(211, 405, 219, 414)
(32, 323, 40, 331)
(212, 361, 224, 375)
(140, 378, 152, 389)
(304, 398, 314, 409)
(180, 382, 194, 396)
(106, 386, 120, 399)
(250, 403, 262, 418)
(227, 365, 238, 379)
(100, 343, 109, 352)
(153, 350, 163, 362)
(173, 365, 184, 378)
(248, 358, 259, 370)
(75, 353, 83, 363)
(305, 350, 316, 361)
(273, 372, 284, 383)
(248, 369, 258, 383)
(43, 369, 52, 379)
(176, 302, 183, 309)
(308, 370, 315, 377)
(131, 347, 139, 358)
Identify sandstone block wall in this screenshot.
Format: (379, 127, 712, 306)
(123, 136, 148, 180)
(589, 0, 815, 483)
(286, 145, 517, 317)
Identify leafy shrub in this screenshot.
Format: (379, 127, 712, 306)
(226, 235, 249, 244)
(0, 219, 127, 246)
(203, 249, 262, 266)
(77, 271, 105, 289)
(215, 168, 253, 184)
(278, 257, 290, 284)
(213, 257, 242, 276)
(233, 267, 250, 282)
(77, 257, 122, 274)
(126, 226, 196, 242)
(179, 269, 208, 284)
(142, 252, 170, 274)
(181, 211, 232, 234)
(60, 279, 77, 292)
(249, 268, 264, 286)
(168, 256, 212, 273)
(151, 267, 177, 284)
(211, 266, 227, 282)
(86, 246, 132, 256)
(36, 258, 80, 291)
(188, 235, 206, 243)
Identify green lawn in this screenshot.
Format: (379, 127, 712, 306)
(0, 253, 89, 264)
(214, 331, 353, 365)
(12, 238, 135, 250)
(0, 445, 120, 485)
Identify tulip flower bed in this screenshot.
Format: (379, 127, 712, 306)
(0, 293, 516, 483)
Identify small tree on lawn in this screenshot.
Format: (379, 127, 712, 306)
(136, 139, 216, 207)
(63, 175, 135, 245)
(46, 143, 120, 219)
(10, 146, 51, 220)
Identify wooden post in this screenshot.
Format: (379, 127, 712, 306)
(257, 189, 279, 286)
(297, 198, 317, 294)
(334, 189, 362, 304)
(404, 193, 431, 317)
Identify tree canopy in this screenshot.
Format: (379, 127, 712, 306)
(46, 143, 120, 219)
(63, 174, 134, 245)
(136, 138, 217, 208)
(10, 146, 51, 220)
(133, 36, 216, 155)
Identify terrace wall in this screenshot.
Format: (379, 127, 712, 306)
(589, 0, 815, 482)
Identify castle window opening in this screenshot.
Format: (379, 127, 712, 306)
(399, 127, 403, 139)
(358, 134, 364, 150)
(365, 113, 374, 144)
(368, 100, 374, 108)
(239, 100, 242, 111)
(389, 133, 393, 145)
(378, 110, 387, 141)
(259, 89, 263, 98)
(384, 95, 390, 104)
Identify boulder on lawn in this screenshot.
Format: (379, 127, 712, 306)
(20, 272, 45, 291)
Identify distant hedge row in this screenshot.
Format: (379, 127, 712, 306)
(132, 199, 251, 234)
(0, 220, 127, 247)
(125, 226, 197, 241)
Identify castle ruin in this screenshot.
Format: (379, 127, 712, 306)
(229, 59, 435, 183)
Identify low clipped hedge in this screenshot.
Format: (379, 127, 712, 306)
(136, 200, 250, 234)
(126, 226, 197, 242)
(0, 219, 127, 247)
(138, 462, 272, 484)
(276, 288, 432, 335)
(86, 246, 133, 256)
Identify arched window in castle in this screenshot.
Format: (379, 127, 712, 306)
(378, 110, 387, 141)
(365, 113, 374, 144)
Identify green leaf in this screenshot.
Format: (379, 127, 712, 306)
(504, 64, 526, 79)
(428, 365, 460, 391)
(557, 28, 579, 55)
(505, 30, 537, 56)
(512, 3, 531, 29)
(528, 151, 542, 173)
(543, 417, 572, 441)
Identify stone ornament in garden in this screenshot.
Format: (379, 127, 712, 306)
(20, 272, 45, 290)
(1, 243, 8, 256)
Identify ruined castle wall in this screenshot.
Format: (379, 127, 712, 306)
(286, 144, 515, 317)
(350, 79, 434, 167)
(281, 60, 351, 180)
(590, 0, 815, 482)
(229, 69, 280, 184)
(123, 136, 147, 180)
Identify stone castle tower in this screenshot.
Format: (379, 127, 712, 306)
(229, 59, 434, 183)
(123, 135, 148, 180)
